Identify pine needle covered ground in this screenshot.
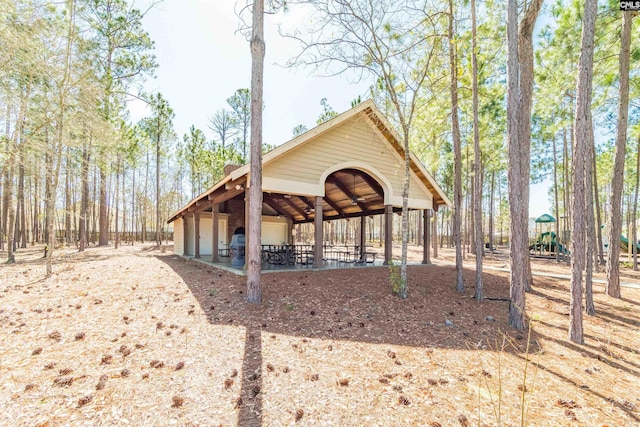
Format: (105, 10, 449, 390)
(1, 244, 638, 426)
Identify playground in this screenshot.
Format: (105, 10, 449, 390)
(528, 214, 570, 259)
(528, 213, 640, 264)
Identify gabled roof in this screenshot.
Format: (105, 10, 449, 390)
(167, 99, 451, 223)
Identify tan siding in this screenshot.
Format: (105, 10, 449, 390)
(173, 218, 184, 255)
(263, 116, 430, 207)
(409, 174, 431, 202)
(185, 217, 194, 256)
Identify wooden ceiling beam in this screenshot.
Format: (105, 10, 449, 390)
(322, 196, 344, 216)
(263, 194, 292, 219)
(298, 194, 350, 218)
(188, 199, 208, 213)
(328, 175, 367, 211)
(358, 173, 384, 199)
(283, 197, 309, 221)
(297, 195, 315, 210)
(208, 186, 245, 204)
(296, 194, 344, 217)
(292, 207, 402, 224)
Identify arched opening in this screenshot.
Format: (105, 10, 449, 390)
(322, 168, 386, 220)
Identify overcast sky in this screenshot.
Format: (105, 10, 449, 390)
(130, 0, 551, 218)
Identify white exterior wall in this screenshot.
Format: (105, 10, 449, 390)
(173, 212, 228, 256)
(173, 218, 184, 255)
(261, 216, 289, 245)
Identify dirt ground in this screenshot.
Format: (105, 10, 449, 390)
(1, 243, 639, 426)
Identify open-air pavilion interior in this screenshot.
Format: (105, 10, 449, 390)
(167, 100, 451, 274)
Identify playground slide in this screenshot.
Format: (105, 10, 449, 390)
(556, 243, 568, 255)
(620, 235, 640, 252)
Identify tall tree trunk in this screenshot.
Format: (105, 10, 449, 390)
(489, 170, 495, 252)
(506, 0, 525, 330)
(569, 0, 597, 344)
(65, 148, 71, 246)
(466, 147, 471, 258)
(1, 103, 10, 251)
(45, 0, 75, 276)
(99, 166, 108, 245)
(143, 148, 149, 243)
(563, 127, 570, 265)
(518, 0, 543, 292)
(553, 134, 561, 262)
(498, 179, 504, 245)
(72, 173, 77, 245)
(627, 194, 632, 262)
(398, 125, 412, 299)
(632, 136, 640, 271)
(155, 123, 161, 246)
(606, 13, 634, 299)
(18, 154, 26, 249)
(115, 156, 120, 249)
(7, 88, 29, 262)
(16, 159, 25, 249)
(585, 113, 597, 314)
(593, 146, 605, 265)
(131, 168, 136, 243)
(43, 152, 50, 244)
(247, 0, 265, 304)
(122, 163, 126, 243)
(623, 194, 632, 263)
(6, 176, 16, 262)
(33, 174, 39, 244)
(449, 0, 464, 293)
(44, 150, 57, 277)
(91, 165, 97, 244)
(472, 0, 483, 300)
(5, 141, 16, 263)
(79, 139, 90, 252)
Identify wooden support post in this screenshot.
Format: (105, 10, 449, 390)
(359, 215, 366, 261)
(384, 204, 392, 265)
(182, 216, 188, 256)
(422, 209, 431, 264)
(212, 204, 219, 262)
(313, 196, 324, 268)
(193, 212, 200, 259)
(432, 209, 438, 258)
(244, 192, 249, 269)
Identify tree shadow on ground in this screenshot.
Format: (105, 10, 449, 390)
(237, 327, 263, 427)
(536, 319, 640, 363)
(529, 287, 640, 331)
(524, 282, 640, 422)
(620, 296, 640, 307)
(512, 350, 640, 423)
(157, 255, 544, 426)
(155, 253, 640, 426)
